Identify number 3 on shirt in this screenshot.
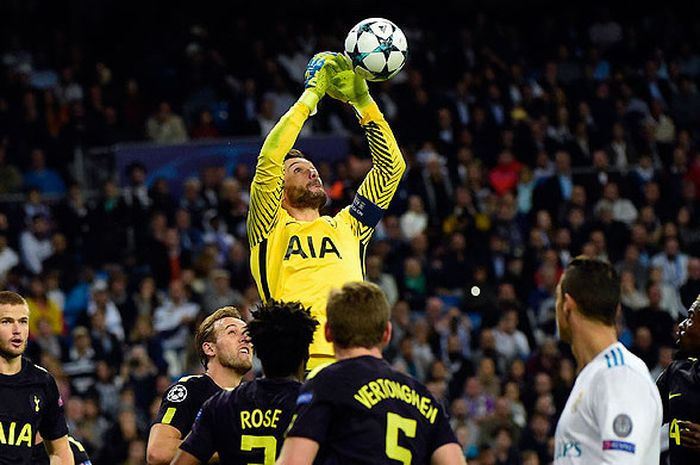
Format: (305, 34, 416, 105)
(670, 419, 681, 446)
(241, 435, 277, 465)
(386, 412, 417, 465)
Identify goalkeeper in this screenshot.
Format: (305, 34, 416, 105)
(247, 53, 405, 371)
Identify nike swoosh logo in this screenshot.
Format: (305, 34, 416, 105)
(670, 393, 682, 399)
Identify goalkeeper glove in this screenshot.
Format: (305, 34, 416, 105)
(300, 51, 337, 114)
(326, 54, 372, 109)
(304, 51, 337, 97)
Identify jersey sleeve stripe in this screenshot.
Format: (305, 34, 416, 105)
(162, 407, 177, 424)
(258, 238, 272, 301)
(617, 348, 625, 365)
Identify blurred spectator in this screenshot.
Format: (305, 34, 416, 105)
(365, 255, 399, 306)
(20, 214, 53, 275)
(88, 280, 125, 341)
(201, 268, 244, 313)
(0, 233, 19, 283)
(153, 280, 199, 377)
(680, 257, 700, 308)
(400, 195, 428, 240)
(146, 102, 189, 144)
(62, 326, 98, 397)
(26, 276, 64, 336)
(0, 142, 22, 193)
(23, 148, 66, 195)
(493, 308, 531, 363)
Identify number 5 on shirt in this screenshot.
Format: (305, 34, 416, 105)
(385, 412, 417, 465)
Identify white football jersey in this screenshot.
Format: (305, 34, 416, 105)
(554, 342, 662, 464)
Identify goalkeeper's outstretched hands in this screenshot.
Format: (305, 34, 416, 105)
(325, 54, 372, 109)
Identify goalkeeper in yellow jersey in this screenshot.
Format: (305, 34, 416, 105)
(247, 52, 406, 370)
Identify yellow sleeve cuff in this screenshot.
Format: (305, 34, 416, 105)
(298, 90, 321, 115)
(356, 98, 383, 124)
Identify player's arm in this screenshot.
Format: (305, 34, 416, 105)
(171, 449, 203, 465)
(39, 375, 72, 465)
(431, 443, 468, 465)
(177, 396, 220, 465)
(44, 435, 73, 465)
(147, 382, 201, 465)
(247, 52, 334, 247)
(327, 55, 406, 244)
(275, 437, 320, 465)
(147, 423, 182, 465)
(592, 368, 662, 464)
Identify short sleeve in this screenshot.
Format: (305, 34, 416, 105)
(153, 383, 200, 437)
(38, 375, 69, 440)
(286, 381, 333, 443)
(591, 368, 661, 464)
(428, 402, 459, 454)
(179, 398, 217, 463)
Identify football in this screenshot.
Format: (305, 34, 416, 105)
(344, 17, 408, 82)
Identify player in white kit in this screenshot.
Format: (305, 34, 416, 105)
(553, 256, 662, 464)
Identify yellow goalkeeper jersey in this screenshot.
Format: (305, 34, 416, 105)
(247, 99, 405, 366)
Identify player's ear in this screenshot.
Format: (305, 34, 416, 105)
(563, 292, 576, 318)
(381, 321, 392, 347)
(324, 322, 334, 343)
(202, 341, 215, 358)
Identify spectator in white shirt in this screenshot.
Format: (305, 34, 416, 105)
(400, 195, 429, 240)
(651, 236, 689, 290)
(493, 308, 531, 362)
(19, 214, 53, 275)
(88, 280, 125, 341)
(0, 233, 19, 282)
(153, 279, 200, 377)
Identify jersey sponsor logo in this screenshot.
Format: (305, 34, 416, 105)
(555, 441, 582, 458)
(0, 421, 33, 447)
(669, 392, 682, 399)
(283, 235, 342, 260)
(353, 378, 439, 424)
(166, 384, 188, 403)
(613, 414, 633, 437)
(602, 440, 635, 454)
(296, 392, 313, 406)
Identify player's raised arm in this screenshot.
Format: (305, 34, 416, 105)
(247, 52, 335, 247)
(327, 55, 406, 243)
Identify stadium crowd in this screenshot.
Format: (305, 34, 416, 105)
(1, 3, 700, 464)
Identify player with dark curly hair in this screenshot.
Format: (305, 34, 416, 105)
(172, 300, 318, 465)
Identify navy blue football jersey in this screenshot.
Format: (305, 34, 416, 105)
(287, 356, 458, 465)
(657, 356, 700, 465)
(180, 378, 300, 464)
(0, 357, 68, 465)
(153, 374, 221, 438)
